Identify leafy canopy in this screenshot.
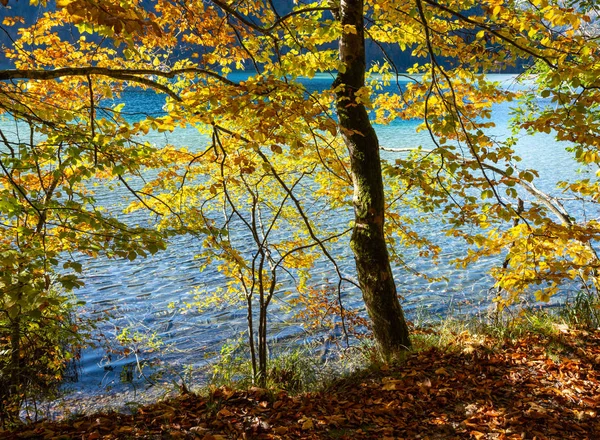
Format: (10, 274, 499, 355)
(0, 0, 598, 372)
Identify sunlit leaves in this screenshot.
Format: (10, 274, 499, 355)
(0, 0, 597, 366)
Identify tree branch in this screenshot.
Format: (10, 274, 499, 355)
(210, 0, 334, 35)
(421, 0, 557, 69)
(0, 67, 240, 103)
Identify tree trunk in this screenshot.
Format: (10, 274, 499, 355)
(245, 293, 258, 382)
(334, 0, 411, 357)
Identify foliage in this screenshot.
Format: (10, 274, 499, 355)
(0, 288, 87, 426)
(110, 325, 167, 388)
(292, 284, 371, 339)
(0, 0, 600, 403)
(560, 290, 600, 329)
(211, 339, 324, 394)
(0, 81, 165, 417)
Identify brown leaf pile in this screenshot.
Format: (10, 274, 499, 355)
(4, 329, 600, 439)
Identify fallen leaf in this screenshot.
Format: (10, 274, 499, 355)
(217, 408, 234, 417)
(435, 367, 449, 376)
(553, 323, 570, 333)
(382, 380, 402, 391)
(301, 418, 314, 430)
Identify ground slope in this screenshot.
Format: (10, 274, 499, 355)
(4, 328, 600, 439)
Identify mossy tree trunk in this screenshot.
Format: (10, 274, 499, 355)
(334, 0, 411, 357)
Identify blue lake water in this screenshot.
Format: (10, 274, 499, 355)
(4, 73, 589, 406)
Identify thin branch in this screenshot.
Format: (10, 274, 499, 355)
(117, 175, 163, 217)
(210, 0, 334, 35)
(382, 144, 574, 226)
(0, 67, 240, 103)
(421, 0, 557, 69)
(263, 7, 335, 33)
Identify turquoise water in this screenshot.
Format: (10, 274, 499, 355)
(6, 73, 586, 403)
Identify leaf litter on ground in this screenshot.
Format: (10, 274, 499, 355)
(3, 327, 600, 439)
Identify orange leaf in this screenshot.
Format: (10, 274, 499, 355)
(217, 408, 233, 417)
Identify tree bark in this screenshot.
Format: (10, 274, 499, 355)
(334, 0, 411, 357)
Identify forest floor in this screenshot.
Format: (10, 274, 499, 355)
(3, 322, 600, 439)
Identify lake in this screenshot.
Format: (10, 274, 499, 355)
(6, 73, 586, 411)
